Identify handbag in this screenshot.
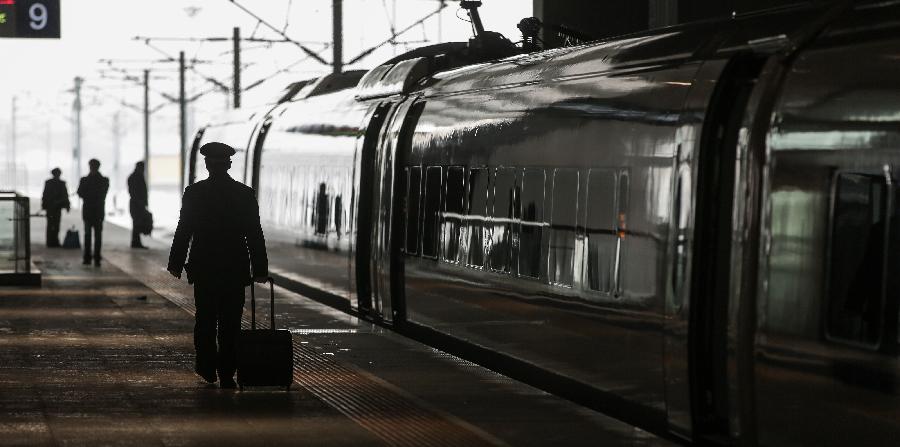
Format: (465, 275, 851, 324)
(62, 226, 81, 249)
(139, 209, 154, 235)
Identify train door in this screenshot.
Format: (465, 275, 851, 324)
(353, 103, 391, 314)
(187, 128, 205, 186)
(239, 120, 263, 185)
(369, 98, 419, 323)
(248, 118, 272, 193)
(666, 53, 766, 443)
(690, 53, 765, 443)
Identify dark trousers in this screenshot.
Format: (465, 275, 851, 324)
(193, 281, 245, 380)
(45, 208, 62, 247)
(83, 220, 103, 262)
(129, 202, 143, 246)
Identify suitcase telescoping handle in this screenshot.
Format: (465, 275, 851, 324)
(249, 277, 276, 330)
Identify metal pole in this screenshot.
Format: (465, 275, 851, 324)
(23, 198, 30, 272)
(10, 96, 16, 169)
(112, 111, 121, 191)
(233, 26, 241, 108)
(74, 77, 83, 181)
(143, 69, 150, 195)
(45, 120, 51, 173)
(179, 51, 186, 193)
(332, 0, 342, 73)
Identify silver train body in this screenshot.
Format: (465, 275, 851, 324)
(189, 2, 900, 444)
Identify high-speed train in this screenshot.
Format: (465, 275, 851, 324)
(188, 2, 900, 444)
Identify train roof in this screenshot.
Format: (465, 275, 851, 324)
(352, 1, 887, 100)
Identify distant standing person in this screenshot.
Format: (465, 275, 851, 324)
(167, 142, 268, 389)
(77, 159, 109, 266)
(40, 168, 70, 247)
(128, 161, 149, 249)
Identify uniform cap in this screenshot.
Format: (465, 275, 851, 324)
(199, 142, 236, 160)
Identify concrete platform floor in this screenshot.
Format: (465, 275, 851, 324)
(0, 212, 677, 446)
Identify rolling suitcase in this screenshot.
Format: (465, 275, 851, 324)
(62, 226, 81, 249)
(236, 277, 293, 391)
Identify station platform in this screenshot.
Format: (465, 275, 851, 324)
(0, 212, 676, 446)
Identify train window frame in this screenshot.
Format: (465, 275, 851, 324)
(403, 166, 423, 255)
(465, 167, 490, 269)
(314, 179, 331, 236)
(548, 169, 580, 288)
(488, 167, 518, 274)
(824, 169, 893, 350)
(518, 168, 546, 279)
(582, 168, 619, 296)
(421, 166, 443, 259)
(614, 170, 628, 297)
(441, 166, 467, 264)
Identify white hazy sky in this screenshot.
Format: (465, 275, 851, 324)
(0, 0, 531, 191)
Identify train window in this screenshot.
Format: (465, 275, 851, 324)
(441, 166, 466, 264)
(335, 195, 344, 237)
(615, 171, 629, 295)
(467, 168, 489, 268)
(827, 173, 889, 347)
(315, 182, 329, 235)
(422, 166, 442, 258)
(489, 168, 517, 273)
(518, 169, 545, 278)
(549, 169, 579, 287)
(585, 169, 617, 293)
(404, 167, 422, 255)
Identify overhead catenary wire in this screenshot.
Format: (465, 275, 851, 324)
(97, 67, 180, 103)
(346, 0, 448, 65)
(141, 39, 232, 93)
(133, 35, 327, 45)
(99, 57, 216, 65)
(241, 55, 313, 92)
(227, 0, 330, 66)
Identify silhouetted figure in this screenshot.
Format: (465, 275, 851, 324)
(167, 142, 268, 389)
(334, 195, 342, 238)
(128, 161, 149, 249)
(315, 183, 328, 235)
(41, 168, 70, 247)
(77, 159, 109, 266)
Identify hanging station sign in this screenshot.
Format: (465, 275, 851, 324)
(0, 0, 60, 38)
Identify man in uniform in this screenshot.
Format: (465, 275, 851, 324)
(167, 142, 268, 389)
(77, 159, 109, 266)
(41, 168, 70, 247)
(127, 161, 149, 249)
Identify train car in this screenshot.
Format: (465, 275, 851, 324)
(188, 2, 900, 444)
(188, 72, 366, 187)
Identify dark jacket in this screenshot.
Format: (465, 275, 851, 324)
(41, 178, 70, 211)
(77, 172, 109, 223)
(127, 170, 148, 208)
(168, 175, 268, 286)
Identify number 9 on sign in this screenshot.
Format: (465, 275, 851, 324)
(29, 2, 47, 30)
(12, 0, 59, 38)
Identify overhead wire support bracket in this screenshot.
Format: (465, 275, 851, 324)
(227, 0, 330, 66)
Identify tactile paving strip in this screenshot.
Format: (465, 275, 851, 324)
(104, 250, 504, 447)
